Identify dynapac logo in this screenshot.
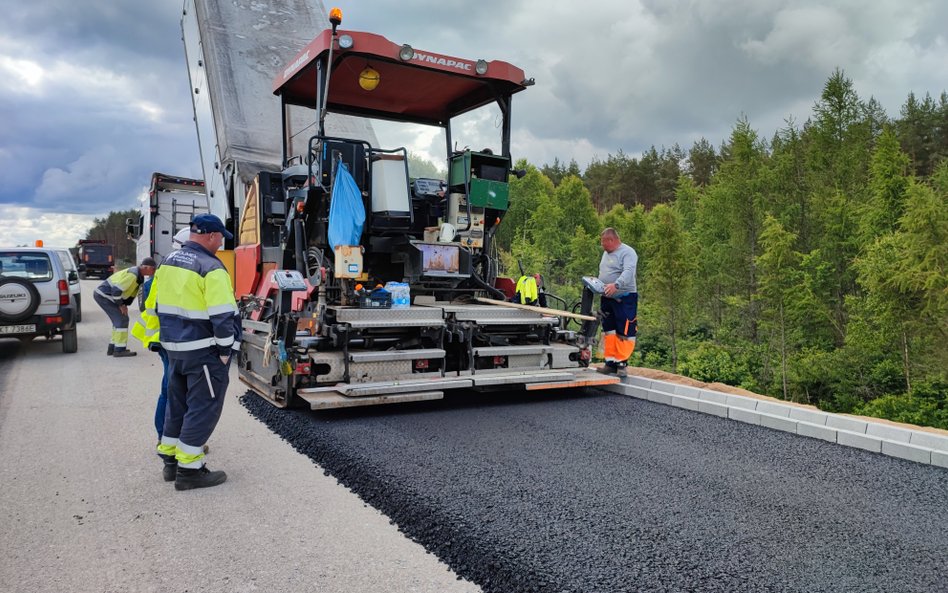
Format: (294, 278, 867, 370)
(412, 52, 473, 71)
(283, 51, 310, 80)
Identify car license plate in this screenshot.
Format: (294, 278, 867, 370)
(0, 324, 36, 335)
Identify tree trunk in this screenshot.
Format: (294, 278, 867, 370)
(780, 301, 788, 401)
(901, 327, 911, 392)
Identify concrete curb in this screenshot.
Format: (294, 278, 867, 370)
(603, 376, 948, 469)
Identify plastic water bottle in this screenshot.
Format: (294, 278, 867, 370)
(397, 282, 410, 308)
(386, 282, 411, 309)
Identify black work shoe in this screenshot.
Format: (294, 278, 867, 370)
(159, 454, 177, 482)
(112, 350, 137, 357)
(107, 344, 114, 356)
(616, 365, 628, 378)
(175, 465, 227, 491)
(596, 363, 617, 375)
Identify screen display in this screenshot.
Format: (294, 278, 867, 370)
(419, 244, 460, 275)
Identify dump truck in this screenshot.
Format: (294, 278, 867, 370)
(181, 0, 375, 283)
(183, 3, 616, 409)
(126, 172, 207, 264)
(76, 239, 114, 279)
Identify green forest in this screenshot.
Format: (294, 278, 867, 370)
(501, 71, 947, 429)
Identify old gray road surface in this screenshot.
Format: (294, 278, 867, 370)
(244, 385, 948, 593)
(0, 280, 478, 593)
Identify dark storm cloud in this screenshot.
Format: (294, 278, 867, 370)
(353, 0, 948, 165)
(0, 1, 201, 216)
(1, 0, 946, 234)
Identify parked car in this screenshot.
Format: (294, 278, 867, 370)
(0, 247, 78, 353)
(54, 248, 82, 322)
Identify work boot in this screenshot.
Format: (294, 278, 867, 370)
(175, 465, 227, 491)
(616, 363, 628, 378)
(107, 344, 114, 356)
(113, 349, 137, 357)
(159, 453, 177, 482)
(596, 362, 617, 375)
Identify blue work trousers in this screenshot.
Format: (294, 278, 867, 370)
(154, 348, 169, 438)
(162, 350, 231, 450)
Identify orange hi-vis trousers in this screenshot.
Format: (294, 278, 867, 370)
(603, 332, 637, 363)
(600, 293, 638, 363)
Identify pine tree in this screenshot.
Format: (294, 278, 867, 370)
(644, 204, 694, 371)
(860, 126, 911, 241)
(756, 216, 803, 399)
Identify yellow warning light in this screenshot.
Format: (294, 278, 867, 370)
(359, 66, 380, 91)
(329, 8, 343, 26)
(35, 240, 44, 247)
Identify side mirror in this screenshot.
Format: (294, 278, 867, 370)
(125, 217, 140, 239)
(513, 169, 527, 179)
(78, 263, 87, 272)
(68, 270, 79, 282)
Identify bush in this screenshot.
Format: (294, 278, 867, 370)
(856, 394, 948, 430)
(679, 341, 757, 389)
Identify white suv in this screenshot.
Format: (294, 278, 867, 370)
(0, 247, 79, 353)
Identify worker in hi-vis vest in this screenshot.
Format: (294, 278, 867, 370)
(154, 214, 240, 491)
(595, 227, 638, 378)
(93, 258, 157, 357)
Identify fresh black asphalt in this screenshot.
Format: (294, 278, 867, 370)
(241, 388, 948, 593)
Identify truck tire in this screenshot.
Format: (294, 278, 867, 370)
(62, 328, 78, 353)
(0, 278, 41, 322)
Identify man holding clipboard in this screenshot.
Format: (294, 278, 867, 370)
(592, 227, 638, 377)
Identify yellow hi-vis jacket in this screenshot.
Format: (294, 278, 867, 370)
(131, 277, 160, 350)
(154, 241, 240, 359)
(95, 266, 144, 303)
(515, 275, 539, 304)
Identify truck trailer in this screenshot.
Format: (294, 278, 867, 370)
(126, 172, 207, 264)
(184, 4, 616, 409)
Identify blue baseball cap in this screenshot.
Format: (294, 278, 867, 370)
(190, 214, 233, 240)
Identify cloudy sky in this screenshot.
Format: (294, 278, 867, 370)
(1, 0, 946, 247)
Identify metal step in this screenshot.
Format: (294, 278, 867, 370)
(455, 318, 556, 326)
(473, 345, 553, 357)
(298, 390, 444, 410)
(348, 348, 445, 363)
(299, 377, 473, 398)
(330, 306, 444, 329)
(470, 371, 575, 387)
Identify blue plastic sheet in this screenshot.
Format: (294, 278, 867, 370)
(328, 162, 366, 249)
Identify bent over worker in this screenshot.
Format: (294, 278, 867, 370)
(596, 227, 638, 378)
(93, 258, 157, 357)
(154, 215, 240, 491)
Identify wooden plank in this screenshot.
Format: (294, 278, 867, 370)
(473, 297, 596, 321)
(525, 376, 621, 390)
